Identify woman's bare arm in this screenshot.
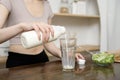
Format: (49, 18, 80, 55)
(0, 4, 24, 43)
(44, 42, 61, 58)
(44, 19, 61, 58)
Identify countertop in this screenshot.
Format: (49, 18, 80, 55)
(0, 52, 120, 80)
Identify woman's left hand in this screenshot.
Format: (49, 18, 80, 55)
(75, 53, 85, 61)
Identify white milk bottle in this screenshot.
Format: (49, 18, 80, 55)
(21, 25, 66, 48)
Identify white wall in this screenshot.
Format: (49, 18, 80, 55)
(52, 17, 100, 46)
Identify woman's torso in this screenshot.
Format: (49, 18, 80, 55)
(2, 0, 53, 54)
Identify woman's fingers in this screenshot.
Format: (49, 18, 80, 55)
(38, 23, 50, 42)
(48, 25, 54, 37)
(36, 23, 46, 42)
(32, 22, 54, 42)
(42, 24, 51, 42)
(75, 53, 85, 61)
(40, 22, 54, 37)
(32, 24, 41, 40)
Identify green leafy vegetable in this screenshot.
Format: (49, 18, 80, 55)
(92, 52, 114, 64)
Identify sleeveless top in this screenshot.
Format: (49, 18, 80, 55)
(0, 0, 54, 44)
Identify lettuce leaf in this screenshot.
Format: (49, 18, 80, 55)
(92, 52, 114, 64)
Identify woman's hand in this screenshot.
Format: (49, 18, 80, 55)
(19, 22, 54, 42)
(75, 53, 85, 61)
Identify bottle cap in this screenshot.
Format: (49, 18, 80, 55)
(78, 59, 86, 65)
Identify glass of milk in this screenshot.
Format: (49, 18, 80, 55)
(60, 33, 76, 71)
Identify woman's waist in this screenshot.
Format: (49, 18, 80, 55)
(9, 44, 44, 55)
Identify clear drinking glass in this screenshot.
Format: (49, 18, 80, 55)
(60, 33, 76, 71)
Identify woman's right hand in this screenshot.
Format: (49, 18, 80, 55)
(19, 22, 54, 42)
